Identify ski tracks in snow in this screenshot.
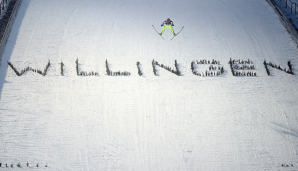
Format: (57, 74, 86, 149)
(1, 0, 298, 170)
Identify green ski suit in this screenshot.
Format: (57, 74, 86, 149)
(161, 21, 175, 35)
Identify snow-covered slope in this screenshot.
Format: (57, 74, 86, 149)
(0, 0, 298, 170)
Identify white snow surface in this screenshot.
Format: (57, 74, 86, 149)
(0, 0, 298, 170)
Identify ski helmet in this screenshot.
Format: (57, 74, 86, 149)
(166, 18, 171, 22)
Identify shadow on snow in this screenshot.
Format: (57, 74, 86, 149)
(0, 0, 30, 101)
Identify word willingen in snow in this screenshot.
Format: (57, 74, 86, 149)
(7, 58, 294, 77)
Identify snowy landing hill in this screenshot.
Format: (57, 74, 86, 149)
(0, 0, 298, 170)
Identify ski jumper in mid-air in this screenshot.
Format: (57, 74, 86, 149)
(160, 18, 176, 36)
(152, 18, 183, 40)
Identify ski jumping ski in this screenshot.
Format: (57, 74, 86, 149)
(152, 25, 165, 40)
(152, 25, 184, 40)
(171, 26, 184, 40)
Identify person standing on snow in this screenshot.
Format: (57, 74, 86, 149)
(160, 18, 176, 36)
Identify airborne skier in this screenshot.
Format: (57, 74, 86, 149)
(152, 18, 184, 40)
(160, 18, 176, 36)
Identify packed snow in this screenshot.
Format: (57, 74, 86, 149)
(0, 0, 298, 170)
